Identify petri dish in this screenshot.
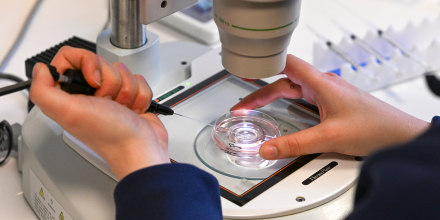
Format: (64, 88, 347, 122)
(212, 110, 281, 168)
(194, 110, 300, 180)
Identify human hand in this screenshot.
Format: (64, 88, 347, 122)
(232, 54, 429, 159)
(30, 46, 169, 180)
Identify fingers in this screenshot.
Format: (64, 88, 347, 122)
(93, 56, 122, 99)
(52, 46, 124, 100)
(131, 75, 152, 113)
(51, 46, 102, 88)
(231, 54, 333, 158)
(140, 113, 169, 147)
(282, 54, 321, 86)
(113, 62, 139, 107)
(231, 78, 303, 111)
(52, 46, 123, 99)
(260, 124, 328, 159)
(232, 54, 324, 111)
(50, 46, 151, 113)
(94, 61, 151, 112)
(30, 63, 73, 121)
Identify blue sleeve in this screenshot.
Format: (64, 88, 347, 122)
(346, 121, 440, 220)
(114, 163, 222, 220)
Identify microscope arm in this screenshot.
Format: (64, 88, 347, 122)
(107, 0, 302, 81)
(110, 0, 197, 49)
(141, 0, 198, 25)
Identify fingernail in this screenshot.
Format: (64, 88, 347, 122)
(32, 63, 42, 78)
(95, 79, 102, 87)
(261, 145, 278, 159)
(94, 70, 102, 86)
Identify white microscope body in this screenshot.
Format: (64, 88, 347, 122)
(97, 0, 301, 95)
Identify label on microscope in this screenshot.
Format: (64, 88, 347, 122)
(30, 170, 73, 220)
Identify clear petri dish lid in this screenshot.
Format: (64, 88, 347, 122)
(212, 110, 281, 168)
(194, 109, 302, 179)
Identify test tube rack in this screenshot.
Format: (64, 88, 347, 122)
(313, 16, 440, 92)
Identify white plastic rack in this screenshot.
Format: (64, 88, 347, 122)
(313, 16, 440, 91)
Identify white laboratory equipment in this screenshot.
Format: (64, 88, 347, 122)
(17, 0, 360, 219)
(160, 0, 220, 45)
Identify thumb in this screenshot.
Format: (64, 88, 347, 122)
(260, 125, 328, 159)
(139, 113, 168, 143)
(30, 63, 72, 120)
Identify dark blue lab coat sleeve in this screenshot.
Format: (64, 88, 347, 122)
(114, 163, 222, 220)
(346, 122, 440, 220)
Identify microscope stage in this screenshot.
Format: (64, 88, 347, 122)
(159, 69, 359, 218)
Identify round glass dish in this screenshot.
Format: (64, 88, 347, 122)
(211, 110, 281, 168)
(194, 111, 300, 180)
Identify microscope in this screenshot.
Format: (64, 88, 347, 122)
(97, 0, 301, 94)
(18, 0, 359, 219)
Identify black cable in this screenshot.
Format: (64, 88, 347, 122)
(0, 73, 28, 96)
(0, 66, 61, 97)
(0, 73, 25, 83)
(0, 80, 31, 97)
(0, 120, 13, 165)
(0, 74, 26, 165)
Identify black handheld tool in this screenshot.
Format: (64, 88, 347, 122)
(53, 67, 96, 96)
(0, 65, 175, 116)
(52, 66, 176, 116)
(0, 65, 95, 97)
(146, 100, 174, 115)
(52, 66, 175, 116)
(50, 66, 176, 115)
